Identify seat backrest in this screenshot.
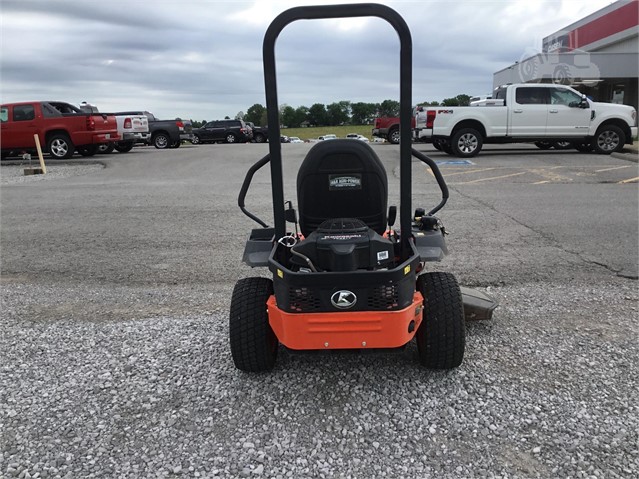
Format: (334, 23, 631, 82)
(297, 139, 388, 236)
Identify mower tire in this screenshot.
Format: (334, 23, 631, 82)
(229, 277, 278, 372)
(416, 272, 465, 369)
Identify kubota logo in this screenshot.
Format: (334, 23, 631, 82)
(331, 290, 357, 309)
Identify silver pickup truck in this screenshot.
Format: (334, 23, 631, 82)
(80, 103, 149, 154)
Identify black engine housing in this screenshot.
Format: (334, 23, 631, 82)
(291, 218, 394, 272)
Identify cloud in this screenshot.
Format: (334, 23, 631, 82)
(0, 0, 613, 120)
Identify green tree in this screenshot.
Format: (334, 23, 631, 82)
(350, 102, 378, 124)
(326, 101, 350, 126)
(441, 97, 459, 106)
(259, 110, 268, 127)
(308, 103, 328, 126)
(455, 94, 471, 106)
(245, 103, 266, 125)
(280, 105, 297, 127)
(294, 106, 309, 127)
(378, 99, 400, 117)
(441, 95, 471, 106)
(417, 100, 440, 106)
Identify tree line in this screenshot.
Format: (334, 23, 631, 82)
(189, 94, 472, 128)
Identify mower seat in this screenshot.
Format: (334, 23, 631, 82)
(297, 139, 388, 237)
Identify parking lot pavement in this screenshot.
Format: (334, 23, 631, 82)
(1, 144, 638, 478)
(415, 144, 639, 185)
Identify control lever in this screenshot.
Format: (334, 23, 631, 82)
(387, 205, 397, 227)
(285, 200, 299, 236)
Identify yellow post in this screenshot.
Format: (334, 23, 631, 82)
(33, 134, 47, 174)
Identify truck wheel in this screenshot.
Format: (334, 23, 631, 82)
(76, 145, 98, 157)
(225, 133, 237, 144)
(574, 141, 593, 153)
(114, 142, 134, 153)
(191, 135, 200, 145)
(47, 134, 74, 159)
(552, 141, 572, 150)
(416, 272, 465, 369)
(98, 143, 115, 154)
(593, 125, 625, 154)
(451, 128, 482, 157)
(388, 128, 400, 144)
(229, 277, 278, 372)
(254, 133, 265, 143)
(534, 141, 553, 150)
(153, 132, 170, 149)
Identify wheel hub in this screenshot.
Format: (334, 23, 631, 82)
(459, 135, 477, 152)
(599, 132, 619, 151)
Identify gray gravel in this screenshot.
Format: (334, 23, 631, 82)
(1, 147, 638, 478)
(2, 280, 638, 478)
(1, 163, 104, 185)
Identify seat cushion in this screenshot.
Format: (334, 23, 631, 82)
(297, 140, 388, 236)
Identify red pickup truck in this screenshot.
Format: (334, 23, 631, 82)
(1, 101, 119, 159)
(371, 115, 416, 144)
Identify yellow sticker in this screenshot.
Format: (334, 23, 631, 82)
(404, 265, 411, 275)
(277, 269, 284, 278)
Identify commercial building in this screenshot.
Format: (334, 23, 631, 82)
(494, 0, 638, 110)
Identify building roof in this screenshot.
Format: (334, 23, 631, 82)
(543, 0, 638, 53)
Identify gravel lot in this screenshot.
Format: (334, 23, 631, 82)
(1, 146, 638, 478)
(1, 163, 104, 185)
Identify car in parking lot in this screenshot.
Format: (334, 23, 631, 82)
(191, 119, 252, 144)
(318, 134, 337, 140)
(289, 136, 303, 143)
(346, 133, 370, 142)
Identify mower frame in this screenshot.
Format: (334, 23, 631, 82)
(230, 3, 495, 373)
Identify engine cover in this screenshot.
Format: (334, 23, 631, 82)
(292, 218, 394, 272)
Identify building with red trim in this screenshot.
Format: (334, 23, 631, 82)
(494, 0, 638, 110)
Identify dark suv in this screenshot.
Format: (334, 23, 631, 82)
(192, 119, 252, 144)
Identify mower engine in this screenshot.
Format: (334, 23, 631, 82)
(289, 218, 395, 272)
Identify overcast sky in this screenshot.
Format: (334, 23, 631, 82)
(1, 0, 612, 121)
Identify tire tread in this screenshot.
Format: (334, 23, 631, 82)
(416, 272, 465, 369)
(229, 277, 277, 372)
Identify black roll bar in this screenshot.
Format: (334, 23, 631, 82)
(263, 3, 414, 255)
(411, 148, 449, 215)
(238, 154, 271, 228)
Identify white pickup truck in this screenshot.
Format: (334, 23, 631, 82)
(80, 103, 149, 153)
(413, 83, 637, 157)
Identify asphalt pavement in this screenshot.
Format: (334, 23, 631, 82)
(1, 143, 638, 478)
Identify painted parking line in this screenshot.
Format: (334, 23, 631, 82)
(595, 165, 634, 173)
(529, 168, 575, 183)
(435, 159, 476, 166)
(427, 163, 637, 184)
(439, 167, 498, 177)
(454, 171, 527, 184)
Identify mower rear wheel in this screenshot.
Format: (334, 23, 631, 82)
(416, 272, 465, 369)
(229, 277, 278, 372)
